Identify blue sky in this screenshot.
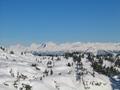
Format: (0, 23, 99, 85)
(0, 0, 120, 45)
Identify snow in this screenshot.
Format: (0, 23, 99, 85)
(103, 60, 113, 67)
(0, 43, 120, 90)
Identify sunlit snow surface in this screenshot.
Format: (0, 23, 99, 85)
(0, 43, 120, 90)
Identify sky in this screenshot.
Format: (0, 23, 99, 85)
(0, 0, 120, 45)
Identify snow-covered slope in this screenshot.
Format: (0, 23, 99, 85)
(0, 52, 113, 90)
(0, 42, 120, 90)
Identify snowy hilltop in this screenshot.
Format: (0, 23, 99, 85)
(0, 42, 120, 90)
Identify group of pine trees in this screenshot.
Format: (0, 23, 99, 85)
(64, 51, 120, 77)
(92, 61, 119, 76)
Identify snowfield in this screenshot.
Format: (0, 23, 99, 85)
(0, 43, 120, 90)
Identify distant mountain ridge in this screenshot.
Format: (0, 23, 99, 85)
(5, 42, 120, 55)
